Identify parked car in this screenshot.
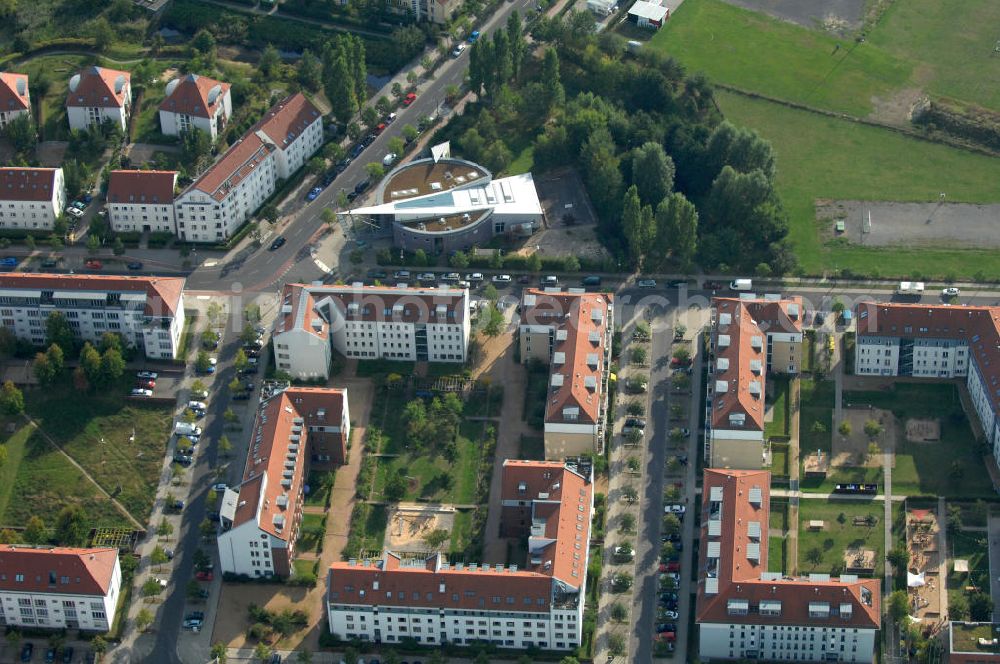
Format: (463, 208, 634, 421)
(704, 280, 724, 290)
(354, 179, 370, 194)
(942, 287, 960, 297)
(468, 30, 480, 42)
(306, 186, 323, 201)
(65, 207, 84, 218)
(466, 272, 484, 282)
(170, 499, 185, 511)
(211, 483, 228, 493)
(20, 642, 33, 662)
(60, 647, 74, 664)
(173, 454, 193, 465)
(126, 261, 143, 270)
(268, 237, 286, 251)
(84, 259, 102, 269)
(659, 562, 680, 574)
(664, 503, 686, 514)
(195, 570, 213, 581)
(188, 400, 207, 412)
(491, 274, 512, 283)
(393, 270, 411, 280)
(418, 272, 436, 282)
(658, 609, 679, 620)
(137, 371, 158, 380)
(541, 275, 558, 286)
(625, 417, 646, 429)
(45, 648, 56, 664)
(581, 275, 602, 287)
(41, 259, 58, 268)
(232, 391, 250, 401)
(137, 379, 155, 389)
(0, 256, 18, 268)
(452, 42, 467, 57)
(613, 546, 634, 562)
(442, 272, 461, 282)
(656, 623, 677, 634)
(183, 618, 204, 630)
(130, 388, 153, 397)
(368, 269, 388, 279)
(402, 92, 417, 106)
(637, 278, 657, 289)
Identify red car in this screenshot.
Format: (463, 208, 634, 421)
(195, 571, 213, 581)
(402, 92, 417, 106)
(85, 259, 102, 270)
(670, 357, 692, 367)
(137, 380, 155, 389)
(374, 123, 386, 134)
(659, 562, 681, 573)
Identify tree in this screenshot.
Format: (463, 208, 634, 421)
(253, 642, 272, 663)
(210, 644, 228, 664)
(610, 601, 628, 622)
(219, 434, 233, 456)
(622, 486, 638, 503)
(224, 408, 238, 425)
(541, 47, 565, 112)
(483, 283, 499, 302)
(507, 11, 525, 80)
(45, 311, 75, 354)
(90, 635, 108, 660)
(91, 17, 115, 52)
(24, 516, 46, 544)
(483, 303, 504, 337)
(388, 137, 405, 158)
(297, 49, 322, 91)
(181, 128, 213, 175)
(385, 470, 407, 501)
(234, 348, 249, 372)
(631, 142, 675, 207)
(54, 505, 86, 546)
(200, 518, 216, 539)
(402, 123, 418, 143)
(196, 351, 212, 373)
(150, 545, 169, 567)
(863, 419, 883, 439)
(361, 105, 379, 130)
(306, 157, 325, 177)
(805, 546, 823, 566)
(581, 127, 622, 226)
(259, 43, 281, 79)
(970, 592, 993, 621)
(620, 513, 636, 532)
(887, 546, 909, 571)
(326, 53, 356, 125)
(621, 185, 652, 266)
(365, 162, 385, 180)
(191, 29, 217, 64)
(888, 590, 909, 620)
(0, 380, 23, 416)
(838, 420, 852, 437)
(78, 342, 101, 384)
(99, 347, 124, 383)
(608, 633, 626, 657)
(706, 120, 776, 180)
(5, 114, 36, 153)
(135, 607, 154, 632)
(33, 352, 55, 385)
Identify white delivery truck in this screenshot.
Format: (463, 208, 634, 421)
(896, 281, 925, 295)
(174, 422, 202, 437)
(729, 278, 753, 291)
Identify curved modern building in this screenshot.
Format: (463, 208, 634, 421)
(348, 151, 543, 254)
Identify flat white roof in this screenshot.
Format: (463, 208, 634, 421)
(629, 0, 668, 20)
(350, 172, 542, 218)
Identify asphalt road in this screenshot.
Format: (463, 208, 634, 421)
(185, 0, 537, 296)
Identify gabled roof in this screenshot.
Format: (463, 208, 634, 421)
(255, 92, 321, 150)
(233, 387, 347, 540)
(710, 299, 769, 432)
(107, 170, 177, 205)
(0, 273, 184, 317)
(0, 168, 59, 202)
(854, 301, 1000, 418)
(696, 469, 880, 629)
(519, 289, 612, 426)
(0, 72, 29, 112)
(0, 546, 118, 596)
(66, 66, 130, 109)
(159, 73, 230, 119)
(500, 460, 593, 589)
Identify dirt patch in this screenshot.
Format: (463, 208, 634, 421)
(158, 67, 178, 83)
(868, 87, 924, 126)
(832, 407, 894, 468)
(816, 199, 1000, 249)
(718, 0, 866, 32)
(843, 547, 877, 573)
(531, 168, 611, 264)
(906, 418, 940, 442)
(34, 141, 68, 167)
(385, 503, 457, 553)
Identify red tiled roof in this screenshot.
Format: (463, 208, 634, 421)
(186, 132, 272, 203)
(500, 460, 593, 589)
(107, 170, 177, 205)
(0, 546, 118, 596)
(159, 74, 230, 119)
(0, 168, 59, 203)
(234, 387, 347, 540)
(855, 301, 1000, 419)
(255, 92, 321, 150)
(66, 66, 129, 109)
(0, 273, 184, 317)
(0, 72, 29, 112)
(711, 299, 768, 432)
(328, 552, 553, 612)
(696, 469, 880, 629)
(519, 289, 612, 425)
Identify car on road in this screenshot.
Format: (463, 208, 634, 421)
(466, 272, 484, 282)
(195, 570, 214, 581)
(130, 388, 153, 397)
(637, 278, 657, 288)
(137, 379, 155, 389)
(664, 503, 686, 515)
(212, 483, 228, 493)
(402, 92, 417, 106)
(269, 237, 286, 251)
(468, 30, 480, 43)
(306, 186, 323, 201)
(183, 618, 204, 630)
(126, 261, 143, 270)
(393, 270, 411, 280)
(942, 287, 960, 297)
(491, 274, 512, 283)
(84, 259, 102, 270)
(137, 371, 158, 379)
(418, 272, 436, 282)
(658, 609, 679, 620)
(541, 275, 558, 286)
(442, 272, 461, 282)
(581, 275, 601, 287)
(45, 648, 56, 664)
(65, 207, 84, 218)
(368, 269, 388, 279)
(452, 43, 467, 57)
(20, 642, 33, 662)
(60, 648, 74, 664)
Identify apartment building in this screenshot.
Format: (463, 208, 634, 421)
(0, 167, 66, 231)
(854, 302, 1000, 457)
(173, 92, 323, 242)
(518, 289, 614, 459)
(65, 66, 131, 132)
(696, 469, 880, 662)
(326, 459, 593, 651)
(158, 73, 232, 140)
(705, 297, 803, 469)
(272, 283, 471, 380)
(0, 72, 30, 128)
(106, 170, 177, 234)
(0, 545, 121, 631)
(218, 387, 350, 578)
(0, 273, 185, 360)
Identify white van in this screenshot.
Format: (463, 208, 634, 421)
(729, 278, 753, 291)
(174, 422, 202, 437)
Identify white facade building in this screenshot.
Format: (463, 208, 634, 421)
(65, 67, 131, 133)
(696, 469, 880, 662)
(0, 546, 121, 631)
(106, 170, 177, 234)
(272, 283, 471, 380)
(158, 74, 232, 140)
(0, 273, 186, 360)
(173, 92, 322, 243)
(0, 168, 65, 231)
(0, 72, 30, 129)
(854, 302, 1000, 458)
(327, 460, 592, 651)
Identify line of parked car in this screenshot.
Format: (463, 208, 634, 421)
(18, 642, 92, 663)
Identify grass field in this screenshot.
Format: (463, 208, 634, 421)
(845, 383, 994, 497)
(947, 528, 991, 621)
(718, 91, 1000, 279)
(765, 377, 789, 439)
(652, 0, 911, 116)
(450, 509, 475, 554)
(22, 379, 174, 521)
(797, 499, 898, 577)
(767, 536, 785, 575)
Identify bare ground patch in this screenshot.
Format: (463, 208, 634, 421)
(868, 87, 925, 125)
(816, 199, 1000, 249)
(718, 0, 867, 32)
(832, 407, 895, 468)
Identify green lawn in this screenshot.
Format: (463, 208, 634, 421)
(765, 376, 790, 439)
(767, 536, 785, 574)
(18, 54, 91, 141)
(449, 509, 475, 554)
(845, 383, 994, 497)
(23, 379, 175, 521)
(651, 0, 911, 116)
(524, 369, 549, 429)
(506, 145, 534, 176)
(717, 90, 1000, 280)
(768, 443, 788, 478)
(298, 513, 327, 553)
(867, 0, 1000, 113)
(369, 388, 409, 454)
(797, 499, 895, 577)
(947, 528, 991, 622)
(304, 469, 336, 507)
(768, 498, 788, 532)
(344, 503, 388, 559)
(0, 422, 33, 522)
(131, 83, 169, 144)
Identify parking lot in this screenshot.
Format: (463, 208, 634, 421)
(531, 169, 611, 263)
